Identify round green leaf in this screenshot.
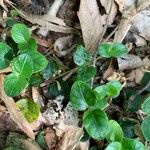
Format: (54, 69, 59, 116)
(121, 138, 145, 150)
(91, 91, 108, 110)
(83, 109, 109, 140)
(141, 96, 150, 114)
(4, 73, 28, 97)
(18, 38, 37, 52)
(141, 116, 150, 141)
(70, 81, 96, 110)
(106, 80, 122, 98)
(16, 99, 40, 123)
(42, 59, 59, 80)
(36, 131, 47, 149)
(77, 66, 96, 82)
(106, 120, 123, 142)
(12, 54, 33, 78)
(0, 43, 13, 69)
(105, 142, 122, 150)
(11, 23, 31, 43)
(94, 85, 107, 100)
(73, 45, 92, 66)
(29, 74, 43, 87)
(98, 43, 128, 58)
(29, 52, 48, 73)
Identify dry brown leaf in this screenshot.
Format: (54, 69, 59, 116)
(118, 54, 142, 70)
(100, 0, 117, 24)
(114, 0, 150, 42)
(32, 87, 44, 107)
(115, 0, 136, 12)
(0, 75, 35, 140)
(78, 0, 105, 52)
(133, 10, 150, 41)
(45, 128, 58, 150)
(59, 126, 83, 150)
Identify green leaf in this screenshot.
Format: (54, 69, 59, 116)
(36, 131, 47, 149)
(94, 85, 107, 100)
(83, 109, 109, 140)
(70, 81, 96, 110)
(141, 96, 150, 114)
(73, 45, 92, 66)
(16, 99, 40, 123)
(105, 142, 122, 150)
(0, 42, 13, 69)
(18, 38, 37, 52)
(98, 43, 128, 58)
(12, 54, 33, 78)
(4, 73, 28, 97)
(28, 52, 48, 73)
(140, 72, 150, 92)
(77, 66, 96, 82)
(42, 59, 59, 80)
(4, 147, 22, 150)
(106, 120, 123, 142)
(91, 91, 108, 110)
(121, 138, 145, 150)
(106, 80, 122, 98)
(120, 120, 136, 138)
(10, 10, 19, 17)
(141, 116, 150, 141)
(29, 74, 43, 87)
(11, 23, 31, 43)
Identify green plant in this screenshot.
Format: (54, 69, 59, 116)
(141, 96, 150, 141)
(16, 99, 40, 123)
(70, 43, 145, 149)
(0, 23, 48, 97)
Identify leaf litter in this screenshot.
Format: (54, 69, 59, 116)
(0, 0, 150, 149)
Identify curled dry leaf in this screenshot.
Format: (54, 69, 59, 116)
(0, 75, 35, 140)
(78, 0, 106, 52)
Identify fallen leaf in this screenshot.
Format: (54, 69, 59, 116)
(59, 126, 83, 150)
(78, 0, 106, 52)
(133, 10, 150, 41)
(118, 54, 142, 70)
(115, 0, 136, 12)
(100, 0, 117, 24)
